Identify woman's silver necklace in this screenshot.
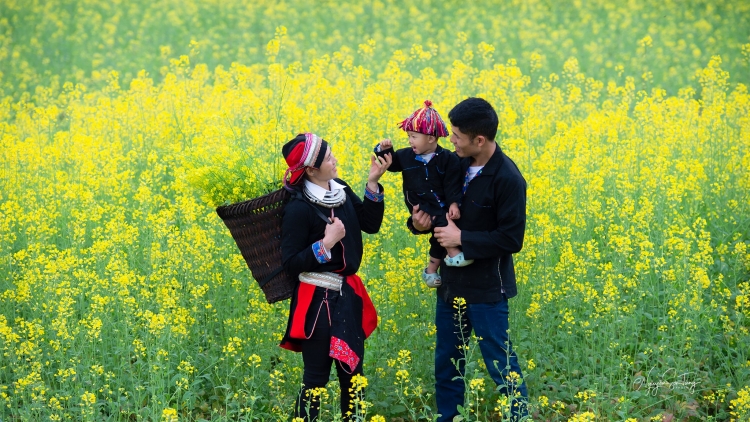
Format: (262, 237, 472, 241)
(303, 185, 347, 208)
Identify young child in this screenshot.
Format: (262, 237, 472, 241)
(375, 100, 473, 288)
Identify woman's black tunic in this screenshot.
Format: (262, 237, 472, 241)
(280, 178, 384, 274)
(278, 179, 384, 367)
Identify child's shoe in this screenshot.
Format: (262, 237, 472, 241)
(444, 252, 474, 267)
(422, 268, 442, 288)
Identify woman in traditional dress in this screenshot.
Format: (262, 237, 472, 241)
(279, 133, 392, 421)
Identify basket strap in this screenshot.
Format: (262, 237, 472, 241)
(307, 202, 332, 224)
(261, 192, 333, 288)
(260, 266, 284, 288)
(292, 191, 333, 224)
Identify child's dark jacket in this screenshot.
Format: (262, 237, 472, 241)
(375, 144, 462, 216)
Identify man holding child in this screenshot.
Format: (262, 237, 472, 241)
(411, 97, 530, 421)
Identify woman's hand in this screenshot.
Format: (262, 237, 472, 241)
(367, 152, 392, 191)
(322, 217, 346, 249)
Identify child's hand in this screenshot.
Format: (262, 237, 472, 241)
(448, 203, 460, 220)
(379, 139, 393, 150)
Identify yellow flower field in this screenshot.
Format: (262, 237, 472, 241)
(1, 0, 749, 420)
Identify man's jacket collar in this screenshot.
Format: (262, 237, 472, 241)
(460, 142, 504, 175)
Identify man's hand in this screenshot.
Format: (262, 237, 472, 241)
(411, 204, 433, 232)
(434, 213, 461, 248)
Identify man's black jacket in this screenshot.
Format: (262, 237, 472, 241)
(437, 143, 527, 303)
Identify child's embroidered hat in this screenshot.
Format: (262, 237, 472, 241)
(282, 133, 328, 186)
(398, 100, 449, 137)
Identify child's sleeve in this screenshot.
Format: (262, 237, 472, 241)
(443, 152, 463, 206)
(373, 144, 403, 172)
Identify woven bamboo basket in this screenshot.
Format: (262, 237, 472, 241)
(216, 187, 296, 303)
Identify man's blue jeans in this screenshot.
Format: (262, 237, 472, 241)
(435, 295, 529, 421)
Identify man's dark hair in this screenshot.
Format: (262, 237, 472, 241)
(448, 97, 498, 141)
